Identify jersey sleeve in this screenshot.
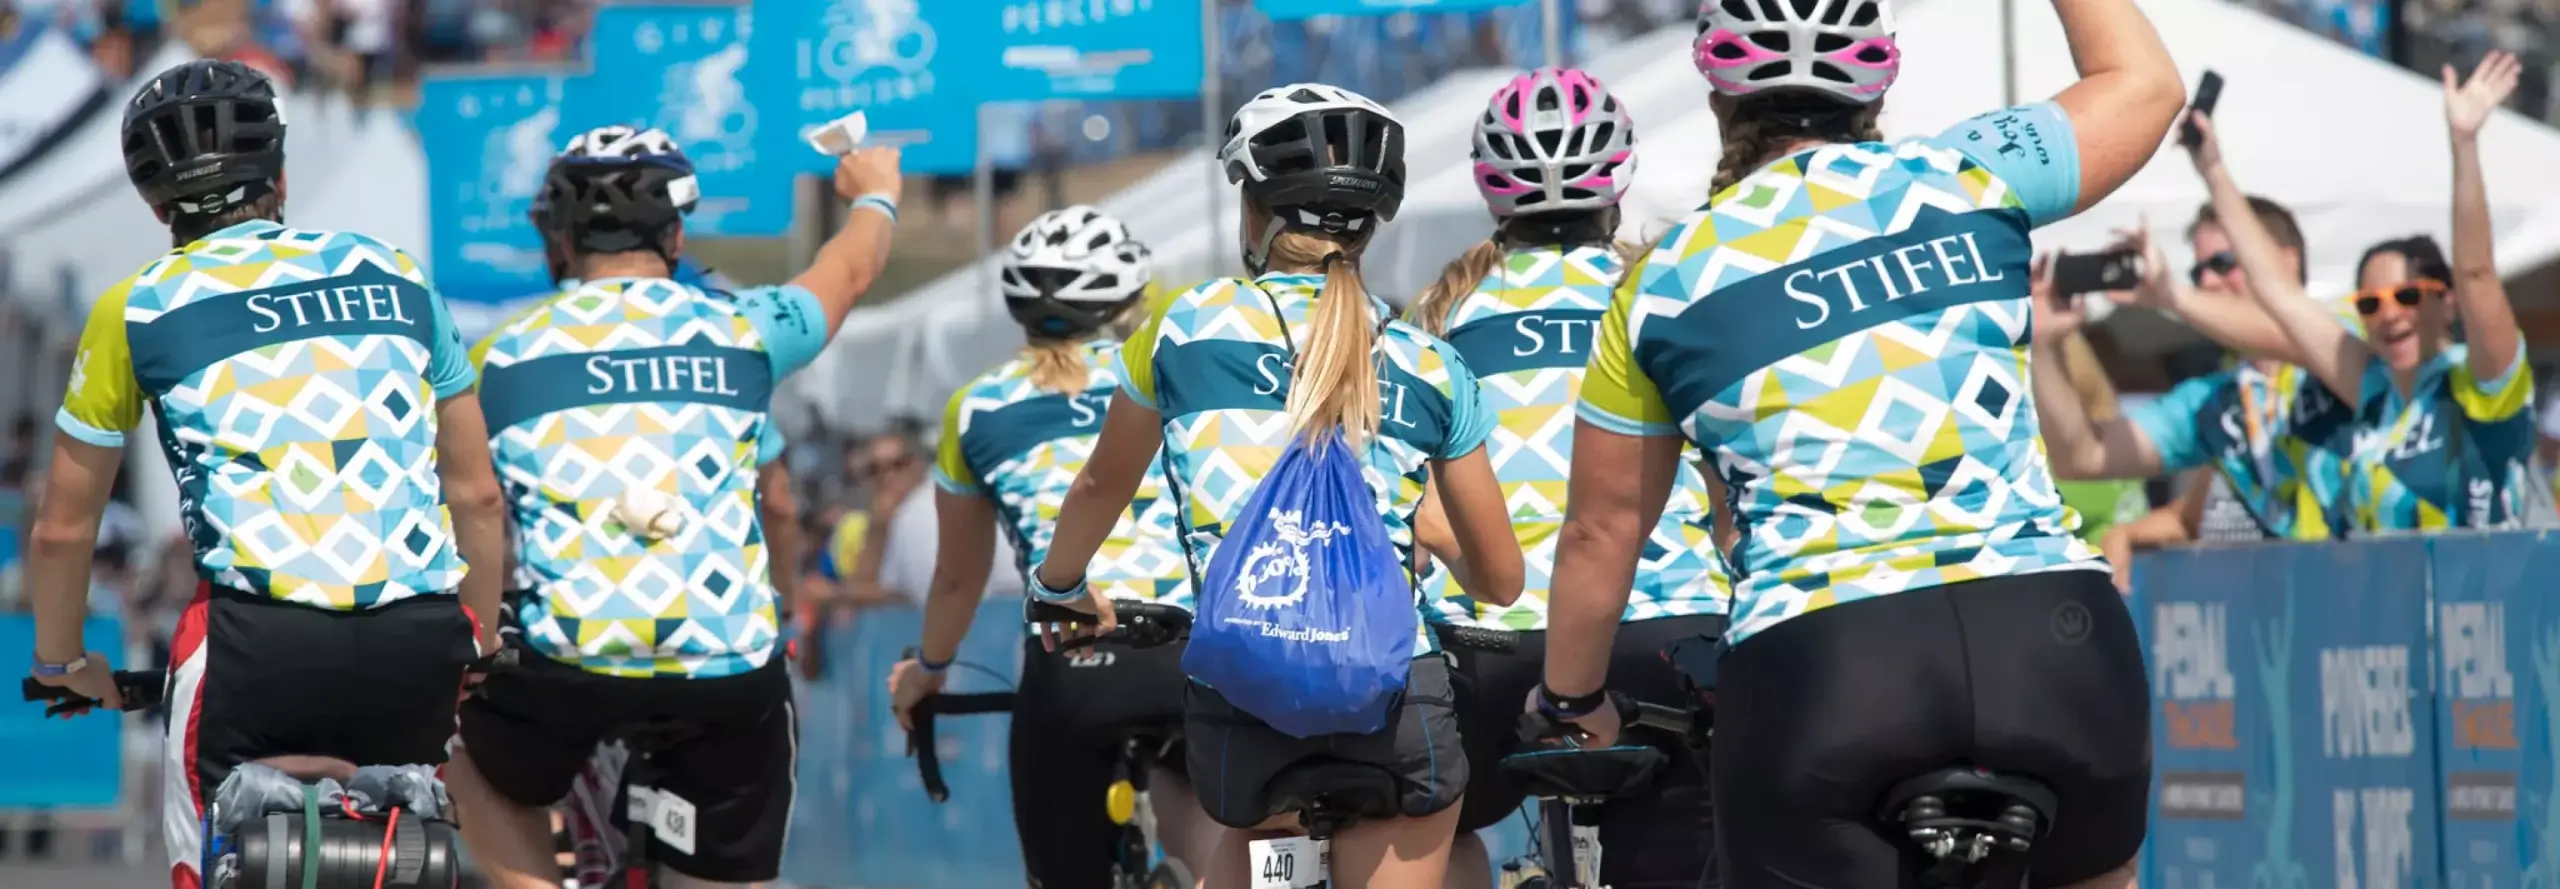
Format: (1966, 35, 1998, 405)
(755, 424, 787, 466)
(57, 278, 145, 448)
(1116, 283, 1189, 409)
(2122, 372, 2225, 474)
(1576, 254, 1679, 436)
(1431, 339, 1492, 459)
(2451, 341, 2534, 423)
(931, 386, 985, 495)
(423, 289, 478, 399)
(1923, 101, 2083, 228)
(736, 284, 829, 379)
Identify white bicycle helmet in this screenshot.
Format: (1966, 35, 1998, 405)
(999, 206, 1153, 339)
(1694, 0, 1901, 104)
(1220, 83, 1406, 271)
(1472, 67, 1638, 217)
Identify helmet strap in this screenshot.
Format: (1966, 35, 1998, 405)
(1244, 215, 1288, 277)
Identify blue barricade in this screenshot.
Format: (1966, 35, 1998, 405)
(0, 613, 128, 810)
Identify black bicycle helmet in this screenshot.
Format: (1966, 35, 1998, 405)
(998, 206, 1152, 339)
(121, 60, 286, 216)
(539, 125, 700, 260)
(1220, 83, 1407, 233)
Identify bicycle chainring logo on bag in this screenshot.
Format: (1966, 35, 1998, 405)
(1233, 509, 1350, 610)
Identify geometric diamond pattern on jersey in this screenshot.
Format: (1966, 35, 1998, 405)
(121, 224, 465, 608)
(1145, 274, 1469, 655)
(1424, 245, 1730, 632)
(477, 277, 782, 678)
(944, 340, 1192, 626)
(1621, 141, 2103, 645)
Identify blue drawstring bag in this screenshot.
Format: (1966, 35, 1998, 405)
(1180, 426, 1418, 738)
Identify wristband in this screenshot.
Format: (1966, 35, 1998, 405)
(1027, 563, 1090, 605)
(849, 193, 898, 223)
(1536, 683, 1609, 720)
(31, 655, 86, 678)
(917, 652, 952, 674)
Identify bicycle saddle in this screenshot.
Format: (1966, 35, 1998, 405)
(1267, 762, 1400, 823)
(1498, 745, 1666, 803)
(1880, 767, 2057, 862)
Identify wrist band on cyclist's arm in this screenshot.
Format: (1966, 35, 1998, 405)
(917, 651, 952, 673)
(1027, 564, 1089, 605)
(849, 193, 898, 223)
(1537, 683, 1609, 719)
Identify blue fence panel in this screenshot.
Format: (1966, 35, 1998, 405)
(0, 614, 128, 809)
(2290, 540, 2437, 889)
(2429, 534, 2544, 889)
(577, 3, 793, 237)
(2140, 546, 2267, 889)
(415, 69, 576, 307)
(749, 0, 978, 175)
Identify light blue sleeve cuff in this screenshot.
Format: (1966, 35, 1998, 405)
(1116, 375, 1156, 411)
(930, 467, 983, 496)
(1574, 401, 1678, 439)
(2476, 342, 2528, 394)
(55, 407, 125, 449)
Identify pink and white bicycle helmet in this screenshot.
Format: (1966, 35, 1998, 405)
(1471, 67, 1637, 217)
(1694, 0, 1900, 104)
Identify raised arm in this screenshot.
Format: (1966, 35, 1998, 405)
(2102, 218, 2305, 362)
(2443, 51, 2526, 383)
(2188, 116, 2369, 403)
(2048, 0, 2186, 216)
(2030, 256, 2169, 480)
(787, 148, 905, 340)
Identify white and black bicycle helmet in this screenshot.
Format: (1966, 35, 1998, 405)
(540, 125, 700, 260)
(1695, 0, 1901, 105)
(1220, 84, 1406, 271)
(999, 206, 1153, 339)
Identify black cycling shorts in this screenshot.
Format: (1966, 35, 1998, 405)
(168, 585, 479, 889)
(1183, 654, 1466, 830)
(1449, 614, 1725, 889)
(1714, 571, 2150, 889)
(1008, 635, 1191, 889)
(457, 651, 797, 883)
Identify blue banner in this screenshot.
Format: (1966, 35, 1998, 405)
(974, 0, 1206, 100)
(2140, 547, 2266, 889)
(415, 70, 573, 305)
(1255, 0, 1534, 21)
(2431, 535, 2538, 889)
(748, 0, 978, 175)
(577, 2, 792, 237)
(0, 615, 128, 809)
(2289, 540, 2437, 889)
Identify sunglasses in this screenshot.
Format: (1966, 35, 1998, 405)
(850, 453, 918, 480)
(2351, 279, 2447, 316)
(2189, 251, 2239, 286)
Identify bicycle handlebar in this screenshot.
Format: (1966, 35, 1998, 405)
(20, 669, 167, 715)
(1024, 599, 1193, 650)
(908, 691, 1017, 803)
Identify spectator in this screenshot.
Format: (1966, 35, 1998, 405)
(871, 421, 1023, 607)
(838, 422, 933, 609)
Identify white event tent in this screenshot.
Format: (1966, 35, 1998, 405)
(823, 0, 2560, 432)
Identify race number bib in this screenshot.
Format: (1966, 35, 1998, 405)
(1250, 835, 1325, 888)
(626, 785, 700, 856)
(1571, 823, 1602, 887)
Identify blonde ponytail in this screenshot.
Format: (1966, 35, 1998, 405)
(1269, 230, 1380, 449)
(1409, 239, 1507, 337)
(1022, 339, 1090, 395)
(1709, 103, 1884, 201)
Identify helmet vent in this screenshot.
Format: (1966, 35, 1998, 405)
(1749, 32, 1790, 52)
(1813, 33, 1851, 52)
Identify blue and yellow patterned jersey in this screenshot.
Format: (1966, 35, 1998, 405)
(470, 283, 787, 464)
(1416, 244, 1731, 631)
(934, 340, 1189, 621)
(58, 220, 477, 608)
(1577, 103, 2108, 647)
(2345, 343, 2536, 531)
(2123, 362, 2355, 540)
(1119, 272, 1493, 656)
(474, 277, 828, 678)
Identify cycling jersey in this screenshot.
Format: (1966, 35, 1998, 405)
(1418, 244, 1730, 631)
(933, 339, 1190, 614)
(2345, 343, 2536, 530)
(58, 220, 476, 607)
(2123, 361, 2355, 540)
(1118, 273, 1492, 656)
(473, 277, 828, 678)
(470, 284, 786, 464)
(1578, 102, 2106, 646)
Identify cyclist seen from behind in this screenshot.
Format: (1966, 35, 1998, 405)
(885, 207, 1218, 888)
(1029, 84, 1524, 887)
(27, 59, 509, 889)
(446, 125, 905, 889)
(1542, 1, 2185, 888)
(1404, 66, 1733, 889)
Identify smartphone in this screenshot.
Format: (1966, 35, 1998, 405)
(2051, 248, 2143, 297)
(2181, 70, 2224, 150)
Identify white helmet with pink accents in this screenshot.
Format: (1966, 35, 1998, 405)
(1470, 67, 1637, 217)
(1694, 0, 1900, 104)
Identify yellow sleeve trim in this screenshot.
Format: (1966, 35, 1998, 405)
(2451, 344, 2532, 423)
(1575, 252, 1677, 435)
(58, 275, 145, 447)
(932, 385, 982, 493)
